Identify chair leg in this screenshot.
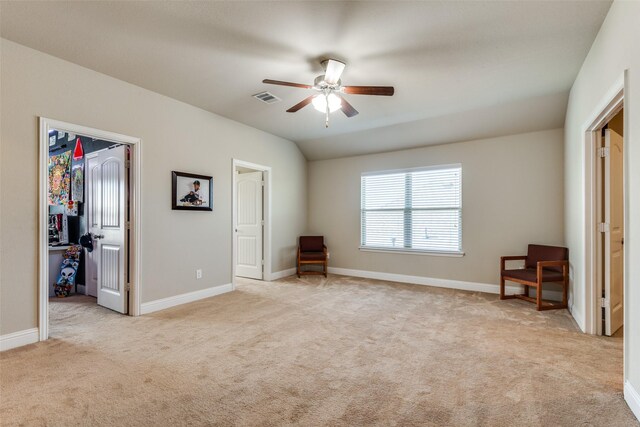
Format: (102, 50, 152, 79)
(324, 260, 327, 278)
(523, 285, 529, 297)
(499, 276, 506, 300)
(562, 277, 568, 308)
(536, 283, 543, 311)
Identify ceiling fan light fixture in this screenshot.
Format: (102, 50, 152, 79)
(312, 93, 342, 113)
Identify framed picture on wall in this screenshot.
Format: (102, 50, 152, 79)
(171, 171, 213, 211)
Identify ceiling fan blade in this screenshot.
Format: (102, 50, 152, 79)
(286, 95, 316, 113)
(263, 79, 312, 89)
(342, 86, 395, 96)
(340, 96, 359, 118)
(323, 59, 346, 85)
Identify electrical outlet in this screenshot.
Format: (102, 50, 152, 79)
(327, 252, 330, 259)
(196, 269, 202, 279)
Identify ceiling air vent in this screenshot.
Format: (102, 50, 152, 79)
(252, 91, 281, 104)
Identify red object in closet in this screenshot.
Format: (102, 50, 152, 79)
(73, 137, 84, 160)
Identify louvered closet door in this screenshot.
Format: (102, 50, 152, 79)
(87, 145, 127, 313)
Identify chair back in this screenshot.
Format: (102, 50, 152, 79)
(526, 244, 568, 273)
(300, 236, 324, 252)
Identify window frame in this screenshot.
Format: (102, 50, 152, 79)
(359, 164, 464, 257)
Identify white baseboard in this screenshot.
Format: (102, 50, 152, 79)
(0, 328, 39, 352)
(625, 380, 640, 421)
(268, 268, 296, 281)
(328, 267, 563, 300)
(140, 283, 233, 315)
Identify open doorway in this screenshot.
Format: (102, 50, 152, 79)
(583, 83, 626, 338)
(231, 159, 271, 286)
(596, 108, 625, 336)
(39, 118, 141, 341)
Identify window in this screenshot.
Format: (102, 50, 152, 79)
(360, 165, 462, 255)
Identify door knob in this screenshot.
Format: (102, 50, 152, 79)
(94, 234, 105, 240)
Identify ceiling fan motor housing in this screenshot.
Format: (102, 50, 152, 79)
(314, 75, 341, 90)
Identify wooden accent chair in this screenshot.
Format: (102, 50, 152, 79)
(500, 244, 569, 311)
(297, 236, 328, 278)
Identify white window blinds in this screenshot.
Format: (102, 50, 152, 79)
(360, 165, 462, 253)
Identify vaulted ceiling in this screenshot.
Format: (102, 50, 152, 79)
(0, 1, 611, 160)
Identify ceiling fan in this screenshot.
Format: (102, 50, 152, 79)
(263, 59, 394, 127)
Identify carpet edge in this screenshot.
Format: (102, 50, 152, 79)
(328, 266, 563, 299)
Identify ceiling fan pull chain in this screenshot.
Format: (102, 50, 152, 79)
(325, 94, 330, 128)
(325, 111, 329, 128)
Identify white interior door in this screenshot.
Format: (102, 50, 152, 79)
(604, 128, 624, 336)
(86, 145, 128, 313)
(85, 154, 98, 297)
(235, 171, 263, 280)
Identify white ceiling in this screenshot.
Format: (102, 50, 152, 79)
(0, 1, 611, 160)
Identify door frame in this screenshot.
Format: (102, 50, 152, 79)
(38, 118, 142, 341)
(231, 159, 271, 288)
(583, 75, 625, 337)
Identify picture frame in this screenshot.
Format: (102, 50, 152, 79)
(171, 171, 213, 211)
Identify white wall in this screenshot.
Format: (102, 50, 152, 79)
(564, 0, 640, 410)
(0, 39, 307, 336)
(308, 129, 565, 288)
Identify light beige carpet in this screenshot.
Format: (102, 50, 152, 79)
(1, 275, 637, 426)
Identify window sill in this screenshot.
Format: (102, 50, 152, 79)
(358, 247, 465, 257)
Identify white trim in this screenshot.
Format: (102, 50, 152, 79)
(582, 74, 625, 132)
(624, 381, 640, 421)
(359, 247, 465, 257)
(268, 268, 296, 281)
(140, 283, 233, 315)
(231, 159, 272, 288)
(582, 75, 625, 336)
(328, 267, 563, 299)
(38, 120, 49, 341)
(39, 118, 142, 342)
(361, 163, 462, 177)
(0, 328, 39, 352)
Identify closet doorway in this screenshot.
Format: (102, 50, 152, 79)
(583, 85, 626, 337)
(231, 159, 272, 285)
(38, 118, 142, 341)
(597, 108, 625, 336)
